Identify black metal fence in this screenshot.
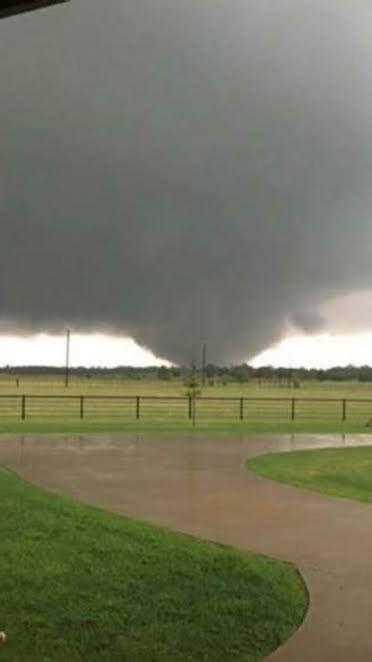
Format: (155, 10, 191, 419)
(0, 394, 372, 422)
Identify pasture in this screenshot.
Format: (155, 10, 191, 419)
(0, 375, 371, 433)
(2, 373, 372, 398)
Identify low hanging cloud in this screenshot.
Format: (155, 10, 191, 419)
(1, 0, 372, 364)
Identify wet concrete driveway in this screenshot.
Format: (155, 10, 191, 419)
(1, 433, 372, 661)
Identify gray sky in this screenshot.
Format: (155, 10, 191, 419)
(1, 0, 372, 364)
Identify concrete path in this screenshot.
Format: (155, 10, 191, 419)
(1, 433, 372, 661)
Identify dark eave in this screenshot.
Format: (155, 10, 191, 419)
(0, 0, 68, 19)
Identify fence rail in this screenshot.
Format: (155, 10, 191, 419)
(0, 394, 372, 422)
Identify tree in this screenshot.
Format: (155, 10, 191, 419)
(184, 368, 202, 425)
(157, 366, 170, 381)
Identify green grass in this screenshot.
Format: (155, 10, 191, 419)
(1, 376, 372, 433)
(1, 376, 370, 437)
(0, 469, 307, 661)
(248, 446, 372, 503)
(0, 418, 369, 436)
(2, 375, 372, 398)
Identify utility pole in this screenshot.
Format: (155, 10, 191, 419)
(65, 328, 70, 388)
(201, 342, 207, 386)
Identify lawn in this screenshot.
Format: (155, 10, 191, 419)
(248, 446, 372, 503)
(0, 468, 307, 661)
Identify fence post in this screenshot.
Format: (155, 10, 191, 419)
(239, 398, 244, 421)
(342, 399, 347, 421)
(21, 395, 26, 420)
(136, 396, 140, 419)
(291, 398, 296, 421)
(188, 395, 192, 420)
(80, 396, 84, 419)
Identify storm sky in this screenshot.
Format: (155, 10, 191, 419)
(1, 0, 372, 364)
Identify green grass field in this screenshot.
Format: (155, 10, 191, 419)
(0, 418, 370, 436)
(0, 375, 372, 433)
(0, 468, 307, 661)
(248, 446, 372, 503)
(1, 374, 372, 398)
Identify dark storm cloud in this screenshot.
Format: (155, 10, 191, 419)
(292, 310, 325, 334)
(1, 0, 372, 363)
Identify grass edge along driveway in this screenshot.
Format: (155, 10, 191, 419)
(0, 468, 307, 661)
(0, 418, 370, 436)
(248, 446, 372, 504)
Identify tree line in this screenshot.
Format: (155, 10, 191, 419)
(2, 364, 372, 383)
